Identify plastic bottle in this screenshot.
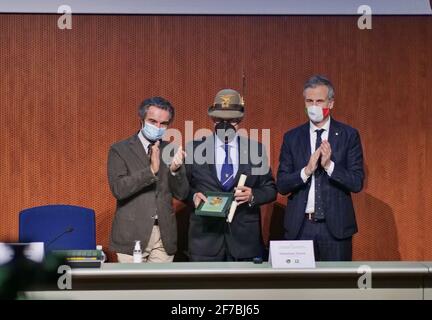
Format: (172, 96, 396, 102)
(96, 245, 106, 263)
(133, 240, 142, 263)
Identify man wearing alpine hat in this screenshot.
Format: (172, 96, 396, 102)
(185, 89, 277, 262)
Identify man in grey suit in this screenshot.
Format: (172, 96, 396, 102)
(108, 97, 189, 263)
(186, 89, 277, 262)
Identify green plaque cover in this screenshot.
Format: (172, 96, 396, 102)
(195, 191, 234, 218)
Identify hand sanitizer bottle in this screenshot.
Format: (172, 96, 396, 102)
(96, 245, 106, 263)
(133, 240, 142, 263)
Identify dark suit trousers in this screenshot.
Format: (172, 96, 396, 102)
(189, 240, 256, 262)
(291, 219, 352, 261)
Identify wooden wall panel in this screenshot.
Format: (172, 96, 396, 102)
(0, 15, 430, 260)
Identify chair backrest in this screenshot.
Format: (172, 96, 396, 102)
(19, 205, 96, 251)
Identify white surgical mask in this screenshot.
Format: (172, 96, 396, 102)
(141, 122, 166, 142)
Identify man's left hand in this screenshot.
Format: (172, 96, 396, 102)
(234, 186, 253, 205)
(320, 140, 332, 169)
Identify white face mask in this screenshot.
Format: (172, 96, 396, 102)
(306, 105, 330, 123)
(141, 122, 166, 142)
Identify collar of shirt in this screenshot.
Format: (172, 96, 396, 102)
(138, 130, 151, 155)
(309, 116, 331, 134)
(309, 117, 331, 153)
(215, 133, 238, 151)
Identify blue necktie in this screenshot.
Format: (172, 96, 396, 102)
(314, 129, 325, 220)
(220, 143, 234, 191)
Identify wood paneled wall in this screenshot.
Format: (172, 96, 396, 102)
(0, 15, 431, 260)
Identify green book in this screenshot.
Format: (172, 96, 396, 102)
(195, 191, 234, 218)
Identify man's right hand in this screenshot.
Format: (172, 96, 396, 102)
(193, 192, 208, 208)
(150, 141, 160, 175)
(304, 147, 321, 176)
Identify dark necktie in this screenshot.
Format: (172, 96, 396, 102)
(220, 143, 234, 191)
(147, 142, 155, 158)
(315, 129, 325, 172)
(314, 129, 325, 220)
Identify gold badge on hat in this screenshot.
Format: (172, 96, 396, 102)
(221, 95, 235, 108)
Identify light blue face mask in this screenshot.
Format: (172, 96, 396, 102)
(141, 122, 166, 142)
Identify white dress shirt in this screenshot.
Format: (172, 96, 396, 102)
(301, 117, 335, 213)
(138, 130, 151, 155)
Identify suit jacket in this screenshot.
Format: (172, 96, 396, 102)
(108, 134, 189, 255)
(276, 118, 364, 240)
(185, 135, 277, 259)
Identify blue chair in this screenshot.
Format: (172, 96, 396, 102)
(19, 205, 96, 251)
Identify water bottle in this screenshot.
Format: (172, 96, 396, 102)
(133, 240, 142, 263)
(96, 245, 106, 263)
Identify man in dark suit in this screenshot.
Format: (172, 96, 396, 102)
(186, 89, 277, 262)
(108, 97, 189, 263)
(277, 75, 364, 261)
